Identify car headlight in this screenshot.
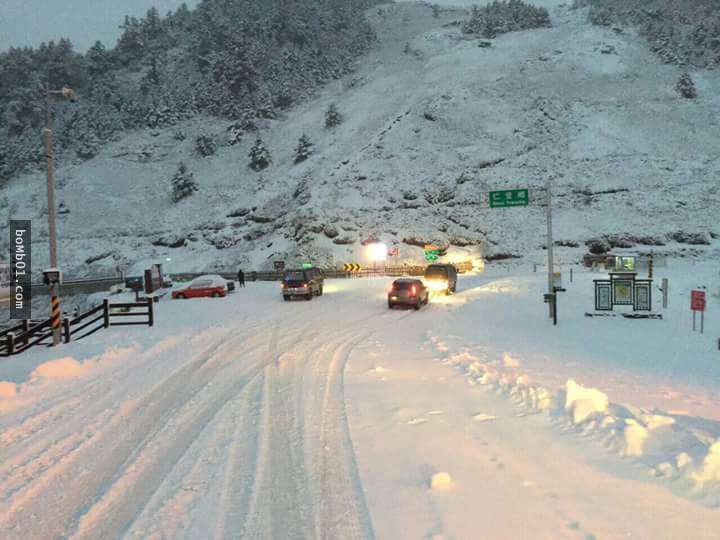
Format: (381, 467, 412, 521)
(426, 280, 448, 291)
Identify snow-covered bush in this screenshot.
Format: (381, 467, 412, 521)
(676, 72, 698, 99)
(463, 0, 551, 38)
(294, 134, 314, 164)
(195, 133, 217, 157)
(325, 103, 342, 129)
(171, 163, 198, 202)
(249, 138, 271, 171)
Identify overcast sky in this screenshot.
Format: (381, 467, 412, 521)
(0, 0, 200, 52)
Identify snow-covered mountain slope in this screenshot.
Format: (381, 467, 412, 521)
(2, 0, 719, 277)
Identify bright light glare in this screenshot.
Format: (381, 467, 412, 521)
(426, 280, 448, 291)
(366, 242, 388, 262)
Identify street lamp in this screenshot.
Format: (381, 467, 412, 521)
(43, 85, 77, 345)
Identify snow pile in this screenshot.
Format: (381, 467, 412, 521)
(432, 335, 720, 501)
(29, 357, 93, 379)
(692, 441, 720, 490)
(0, 380, 17, 398)
(564, 378, 608, 424)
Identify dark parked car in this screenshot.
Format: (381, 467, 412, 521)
(423, 263, 458, 295)
(388, 278, 429, 310)
(282, 267, 324, 301)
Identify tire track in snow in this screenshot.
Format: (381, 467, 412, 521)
(125, 374, 266, 540)
(0, 323, 265, 457)
(0, 323, 294, 540)
(0, 329, 244, 504)
(309, 331, 376, 540)
(0, 326, 254, 476)
(238, 322, 317, 540)
(67, 324, 306, 540)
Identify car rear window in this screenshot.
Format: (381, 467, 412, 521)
(284, 271, 305, 280)
(393, 281, 417, 290)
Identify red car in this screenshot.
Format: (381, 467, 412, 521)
(172, 275, 228, 299)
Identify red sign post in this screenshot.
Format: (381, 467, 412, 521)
(691, 290, 706, 333)
(691, 290, 706, 311)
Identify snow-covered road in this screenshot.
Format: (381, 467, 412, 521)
(1, 270, 719, 538)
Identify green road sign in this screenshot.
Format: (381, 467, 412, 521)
(489, 189, 529, 208)
(425, 250, 440, 262)
(302, 262, 313, 269)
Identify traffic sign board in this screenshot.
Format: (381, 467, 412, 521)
(489, 189, 529, 208)
(343, 263, 361, 272)
(691, 290, 706, 312)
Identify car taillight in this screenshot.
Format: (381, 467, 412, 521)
(302, 283, 308, 288)
(281, 283, 285, 288)
(411, 285, 417, 296)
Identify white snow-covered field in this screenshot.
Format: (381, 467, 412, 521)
(1, 263, 719, 539)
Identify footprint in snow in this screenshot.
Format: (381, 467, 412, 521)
(408, 417, 429, 425)
(473, 413, 497, 422)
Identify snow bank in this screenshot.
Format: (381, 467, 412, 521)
(564, 379, 609, 424)
(0, 380, 17, 398)
(30, 357, 92, 379)
(431, 334, 720, 501)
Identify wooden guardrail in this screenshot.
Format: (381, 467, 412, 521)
(0, 299, 154, 357)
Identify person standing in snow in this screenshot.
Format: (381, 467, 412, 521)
(237, 269, 245, 287)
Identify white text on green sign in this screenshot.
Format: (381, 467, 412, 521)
(489, 189, 529, 208)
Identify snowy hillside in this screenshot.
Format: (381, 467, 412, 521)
(2, 0, 719, 277)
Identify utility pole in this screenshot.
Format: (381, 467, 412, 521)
(546, 182, 554, 319)
(43, 86, 77, 345)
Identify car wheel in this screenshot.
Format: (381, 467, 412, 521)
(414, 302, 421, 310)
(306, 293, 313, 301)
(319, 286, 324, 296)
(388, 302, 394, 309)
(212, 292, 221, 298)
(176, 293, 185, 299)
(283, 295, 290, 301)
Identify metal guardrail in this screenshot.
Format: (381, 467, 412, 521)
(170, 262, 474, 284)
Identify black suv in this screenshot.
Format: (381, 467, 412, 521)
(281, 268, 324, 301)
(423, 263, 458, 295)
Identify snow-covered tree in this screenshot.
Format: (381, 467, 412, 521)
(294, 134, 313, 164)
(676, 72, 698, 99)
(325, 103, 342, 129)
(463, 1, 551, 37)
(171, 162, 198, 202)
(195, 133, 217, 156)
(249, 138, 271, 171)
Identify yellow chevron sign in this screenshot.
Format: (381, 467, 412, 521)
(343, 263, 362, 272)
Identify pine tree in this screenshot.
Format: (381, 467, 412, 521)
(195, 133, 217, 156)
(676, 71, 698, 99)
(325, 103, 342, 129)
(171, 162, 198, 202)
(249, 138, 271, 171)
(294, 133, 313, 164)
